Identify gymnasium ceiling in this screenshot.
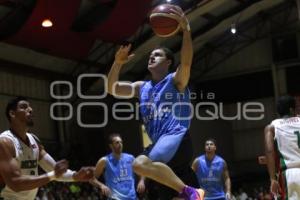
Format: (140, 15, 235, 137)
(0, 0, 298, 94)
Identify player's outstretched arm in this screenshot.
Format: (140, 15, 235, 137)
(38, 148, 94, 182)
(0, 138, 67, 192)
(107, 44, 144, 98)
(171, 6, 193, 92)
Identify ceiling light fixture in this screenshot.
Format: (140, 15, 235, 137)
(42, 19, 53, 28)
(41, 0, 53, 28)
(230, 11, 243, 35)
(230, 23, 236, 34)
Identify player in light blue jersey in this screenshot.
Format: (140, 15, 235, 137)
(90, 133, 145, 200)
(192, 139, 231, 200)
(107, 5, 204, 200)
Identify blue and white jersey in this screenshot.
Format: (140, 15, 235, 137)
(139, 73, 191, 143)
(196, 155, 226, 200)
(104, 153, 136, 200)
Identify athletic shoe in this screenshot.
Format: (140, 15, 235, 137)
(178, 186, 205, 200)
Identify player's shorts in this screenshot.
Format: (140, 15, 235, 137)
(144, 130, 187, 164)
(143, 131, 199, 199)
(281, 168, 300, 200)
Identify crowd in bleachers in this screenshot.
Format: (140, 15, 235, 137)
(231, 187, 273, 200)
(35, 182, 100, 200)
(35, 181, 274, 200)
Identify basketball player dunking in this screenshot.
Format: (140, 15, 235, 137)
(106, 5, 204, 200)
(265, 95, 300, 199)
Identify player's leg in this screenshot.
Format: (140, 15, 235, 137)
(285, 168, 300, 199)
(133, 133, 204, 199)
(158, 132, 200, 199)
(133, 154, 185, 192)
(168, 132, 199, 189)
(142, 144, 178, 199)
(170, 133, 201, 199)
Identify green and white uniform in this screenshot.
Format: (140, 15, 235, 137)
(272, 117, 300, 200)
(0, 130, 39, 200)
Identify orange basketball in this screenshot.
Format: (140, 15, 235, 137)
(149, 4, 180, 37)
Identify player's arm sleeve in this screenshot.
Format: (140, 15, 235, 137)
(39, 152, 75, 182)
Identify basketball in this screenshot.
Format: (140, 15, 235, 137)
(149, 4, 180, 37)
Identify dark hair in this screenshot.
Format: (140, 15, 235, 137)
(205, 138, 217, 146)
(108, 133, 122, 144)
(5, 96, 28, 121)
(277, 95, 296, 117)
(153, 46, 175, 70)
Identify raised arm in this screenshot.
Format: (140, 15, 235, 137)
(0, 138, 67, 192)
(172, 6, 193, 92)
(107, 44, 144, 98)
(264, 124, 281, 195)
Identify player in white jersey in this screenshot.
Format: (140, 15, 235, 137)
(0, 96, 94, 200)
(265, 95, 300, 200)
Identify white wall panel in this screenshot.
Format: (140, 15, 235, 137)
(204, 39, 272, 79)
(0, 94, 56, 141)
(233, 128, 265, 161)
(0, 95, 10, 131)
(189, 98, 277, 162)
(0, 71, 50, 100)
(229, 98, 277, 161)
(29, 99, 56, 140)
(0, 69, 56, 141)
(226, 98, 276, 131)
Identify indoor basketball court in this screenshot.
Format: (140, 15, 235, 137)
(0, 0, 299, 200)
